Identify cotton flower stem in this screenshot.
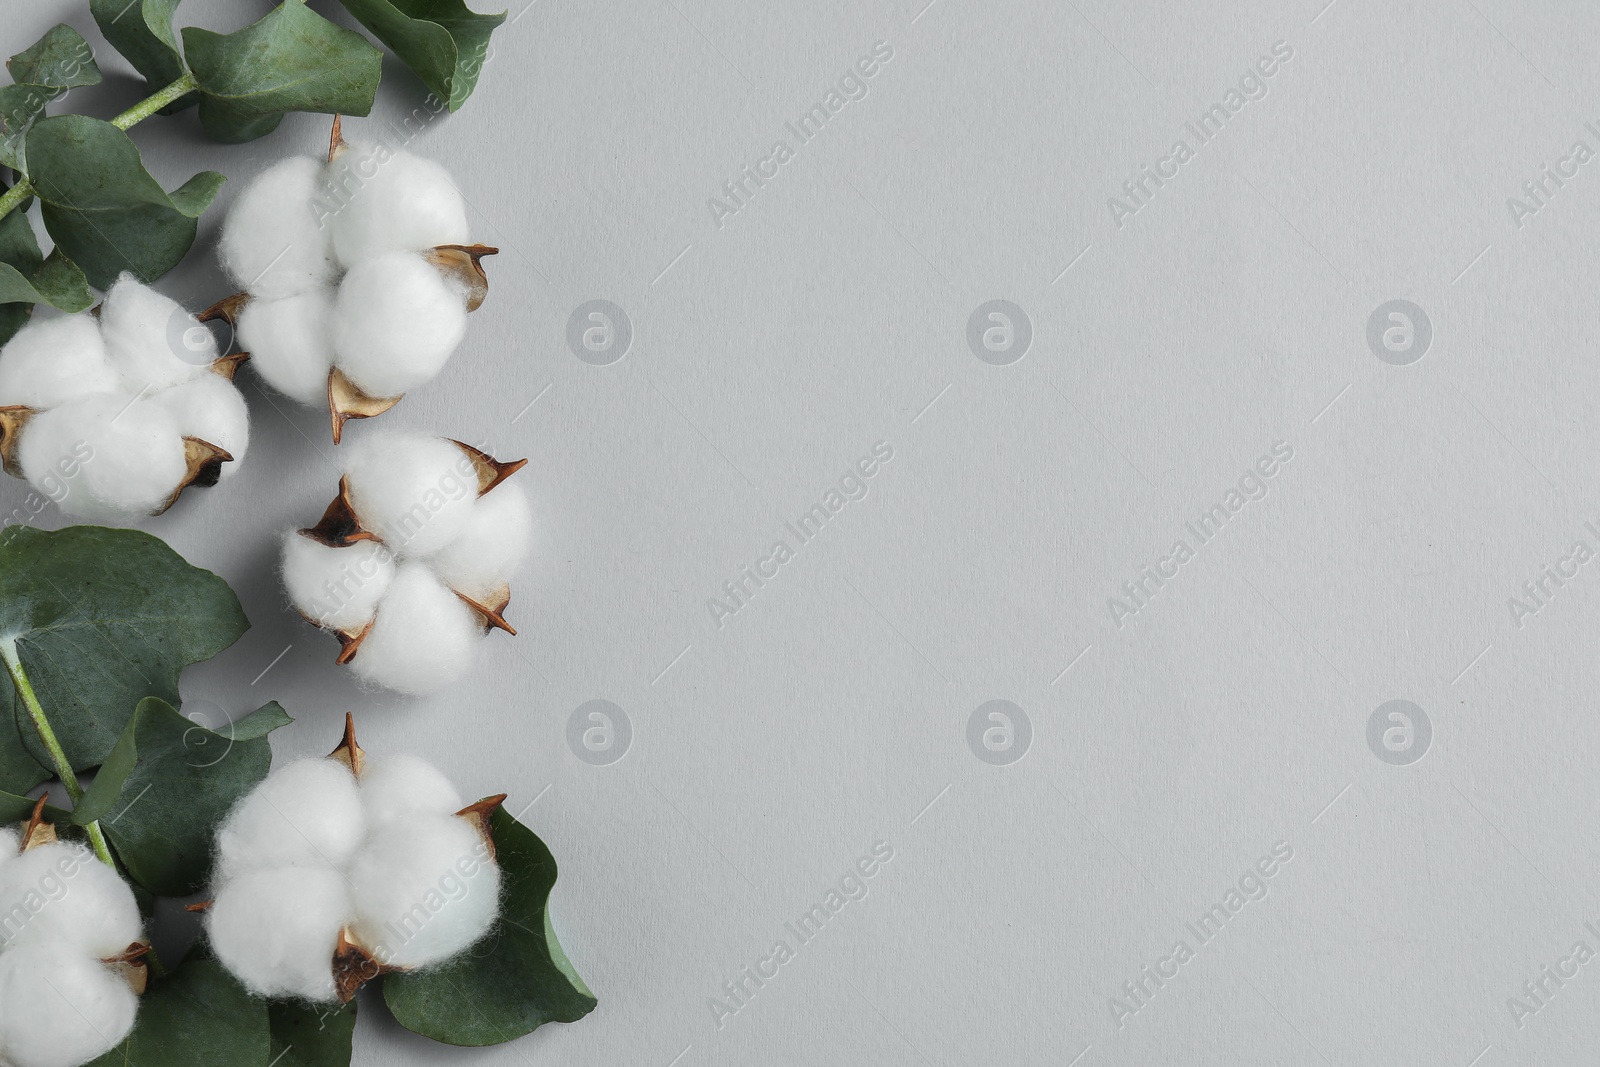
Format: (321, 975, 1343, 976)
(0, 638, 117, 869)
(0, 70, 200, 224)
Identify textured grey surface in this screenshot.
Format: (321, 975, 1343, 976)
(7, 0, 1600, 1063)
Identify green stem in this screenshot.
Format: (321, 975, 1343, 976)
(0, 639, 116, 869)
(0, 70, 198, 224)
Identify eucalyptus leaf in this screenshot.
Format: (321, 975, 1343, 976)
(8, 24, 102, 90)
(383, 808, 597, 1046)
(183, 0, 383, 145)
(89, 0, 189, 104)
(337, 0, 504, 111)
(0, 526, 249, 778)
(86, 955, 270, 1067)
(0, 788, 70, 824)
(269, 1000, 357, 1067)
(77, 697, 287, 896)
(23, 115, 225, 287)
(0, 83, 61, 172)
(0, 249, 94, 313)
(0, 304, 29, 348)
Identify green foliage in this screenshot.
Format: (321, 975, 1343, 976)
(0, 526, 249, 782)
(78, 698, 290, 896)
(384, 807, 598, 1045)
(88, 0, 188, 104)
(269, 1001, 358, 1067)
(337, 0, 504, 111)
(0, 24, 101, 170)
(183, 1, 383, 144)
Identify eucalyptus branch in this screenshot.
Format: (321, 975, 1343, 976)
(0, 70, 197, 224)
(0, 637, 117, 868)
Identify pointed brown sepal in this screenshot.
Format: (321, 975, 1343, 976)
(456, 794, 507, 861)
(20, 795, 55, 851)
(184, 900, 214, 913)
(0, 405, 37, 478)
(329, 713, 366, 778)
(299, 477, 382, 547)
(332, 618, 374, 666)
(332, 928, 387, 1004)
(154, 437, 233, 515)
(209, 351, 251, 381)
(198, 291, 251, 327)
(329, 367, 403, 444)
(426, 244, 499, 313)
(455, 587, 516, 636)
(328, 114, 348, 162)
(103, 941, 151, 996)
(450, 440, 527, 496)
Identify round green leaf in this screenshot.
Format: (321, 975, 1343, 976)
(269, 999, 356, 1067)
(184, 0, 383, 145)
(77, 697, 289, 897)
(23, 115, 225, 288)
(383, 808, 597, 1046)
(336, 0, 505, 111)
(89, 0, 189, 104)
(0, 526, 249, 782)
(8, 24, 102, 91)
(86, 955, 269, 1067)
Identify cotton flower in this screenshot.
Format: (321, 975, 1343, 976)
(215, 117, 495, 441)
(0, 276, 249, 520)
(0, 813, 148, 1067)
(206, 719, 502, 1003)
(281, 431, 531, 695)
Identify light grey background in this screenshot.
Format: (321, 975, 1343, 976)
(6, 0, 1600, 1063)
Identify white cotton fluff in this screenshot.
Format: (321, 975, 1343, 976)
(0, 943, 139, 1067)
(0, 842, 143, 958)
(0, 277, 252, 520)
(324, 143, 469, 267)
(281, 534, 396, 633)
(236, 290, 337, 405)
(153, 373, 250, 475)
(342, 432, 477, 555)
(430, 481, 533, 602)
(220, 156, 337, 300)
(208, 750, 499, 1002)
(0, 316, 118, 410)
(100, 274, 214, 394)
(347, 814, 499, 970)
(0, 828, 16, 867)
(207, 865, 353, 1002)
(357, 755, 463, 828)
(18, 396, 187, 521)
(348, 564, 480, 695)
(332, 252, 468, 399)
(214, 758, 367, 880)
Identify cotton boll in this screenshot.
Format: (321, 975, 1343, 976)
(342, 432, 477, 554)
(358, 755, 463, 827)
(220, 156, 337, 299)
(430, 482, 533, 602)
(0, 843, 142, 958)
(346, 814, 499, 969)
(152, 374, 250, 476)
(236, 290, 337, 406)
(281, 533, 395, 634)
(18, 395, 187, 520)
(0, 315, 118, 409)
(325, 143, 469, 266)
(215, 758, 365, 879)
(332, 252, 467, 399)
(100, 275, 214, 394)
(207, 865, 352, 1002)
(349, 564, 480, 695)
(0, 943, 138, 1067)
